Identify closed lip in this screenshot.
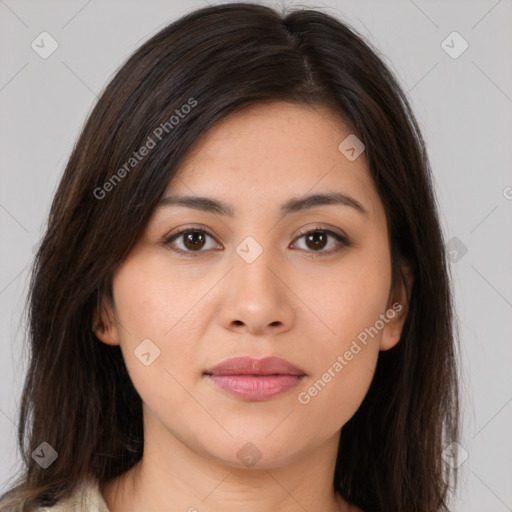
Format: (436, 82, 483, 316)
(204, 356, 306, 376)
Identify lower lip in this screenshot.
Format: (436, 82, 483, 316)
(206, 374, 304, 401)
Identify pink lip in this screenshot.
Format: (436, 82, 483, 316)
(204, 356, 306, 401)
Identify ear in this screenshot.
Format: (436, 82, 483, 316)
(380, 262, 414, 351)
(92, 291, 120, 346)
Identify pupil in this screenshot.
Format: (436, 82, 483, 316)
(185, 231, 205, 250)
(307, 232, 326, 250)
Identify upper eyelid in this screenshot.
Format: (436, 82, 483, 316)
(165, 225, 218, 243)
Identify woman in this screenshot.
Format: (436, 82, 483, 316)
(0, 3, 460, 511)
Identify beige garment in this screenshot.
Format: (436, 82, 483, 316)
(34, 479, 110, 512)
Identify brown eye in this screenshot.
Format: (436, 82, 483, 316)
(164, 228, 220, 254)
(292, 228, 349, 255)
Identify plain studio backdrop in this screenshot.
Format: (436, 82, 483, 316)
(0, 1, 511, 510)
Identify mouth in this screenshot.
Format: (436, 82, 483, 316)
(203, 355, 306, 401)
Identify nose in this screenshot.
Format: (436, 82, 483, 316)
(218, 243, 295, 336)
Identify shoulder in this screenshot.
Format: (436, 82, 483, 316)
(32, 478, 110, 512)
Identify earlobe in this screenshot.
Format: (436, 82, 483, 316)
(380, 263, 414, 351)
(92, 294, 120, 346)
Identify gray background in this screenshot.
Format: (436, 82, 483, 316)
(1, 0, 511, 510)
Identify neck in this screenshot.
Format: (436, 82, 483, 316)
(102, 415, 354, 512)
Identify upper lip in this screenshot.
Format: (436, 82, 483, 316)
(204, 356, 306, 376)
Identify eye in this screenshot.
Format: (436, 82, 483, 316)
(163, 225, 350, 257)
(290, 225, 350, 256)
(163, 227, 221, 256)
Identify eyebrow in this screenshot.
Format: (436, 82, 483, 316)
(156, 191, 368, 217)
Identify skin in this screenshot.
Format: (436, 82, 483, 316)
(96, 101, 412, 512)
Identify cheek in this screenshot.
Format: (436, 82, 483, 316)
(292, 243, 390, 427)
(112, 251, 208, 340)
(110, 254, 203, 396)
(109, 278, 197, 431)
(297, 243, 392, 348)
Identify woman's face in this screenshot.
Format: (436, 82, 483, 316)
(96, 101, 410, 469)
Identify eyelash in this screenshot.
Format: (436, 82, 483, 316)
(162, 224, 350, 258)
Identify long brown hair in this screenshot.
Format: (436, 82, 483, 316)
(0, 3, 459, 511)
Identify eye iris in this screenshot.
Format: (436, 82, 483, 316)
(184, 231, 206, 250)
(305, 231, 327, 250)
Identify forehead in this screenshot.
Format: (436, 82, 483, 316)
(166, 101, 379, 221)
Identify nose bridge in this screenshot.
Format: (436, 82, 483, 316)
(218, 233, 294, 333)
(233, 233, 282, 295)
